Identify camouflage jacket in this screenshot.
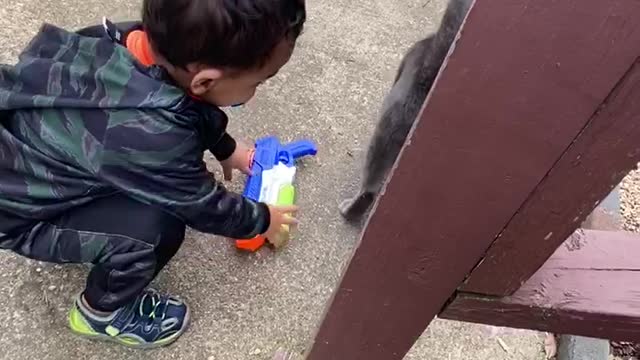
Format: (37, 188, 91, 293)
(0, 24, 269, 239)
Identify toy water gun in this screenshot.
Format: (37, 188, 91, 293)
(236, 136, 318, 252)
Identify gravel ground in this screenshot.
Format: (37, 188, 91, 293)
(615, 169, 640, 360)
(620, 168, 640, 232)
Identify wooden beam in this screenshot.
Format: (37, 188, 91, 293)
(304, 1, 640, 359)
(462, 56, 640, 296)
(442, 230, 640, 342)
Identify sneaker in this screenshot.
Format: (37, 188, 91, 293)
(68, 289, 190, 349)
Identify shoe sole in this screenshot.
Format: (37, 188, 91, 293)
(69, 307, 191, 350)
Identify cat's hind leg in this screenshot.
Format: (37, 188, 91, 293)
(339, 112, 401, 221)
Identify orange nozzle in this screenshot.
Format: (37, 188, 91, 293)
(235, 235, 267, 252)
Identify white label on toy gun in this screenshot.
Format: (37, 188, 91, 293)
(259, 163, 297, 205)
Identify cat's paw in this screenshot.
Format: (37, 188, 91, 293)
(338, 197, 360, 220)
(339, 192, 374, 221)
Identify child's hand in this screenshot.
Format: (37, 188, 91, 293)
(264, 205, 299, 246)
(220, 141, 253, 181)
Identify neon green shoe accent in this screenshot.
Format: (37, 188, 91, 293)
(117, 335, 142, 346)
(105, 325, 120, 337)
(68, 306, 99, 336)
(152, 333, 181, 346)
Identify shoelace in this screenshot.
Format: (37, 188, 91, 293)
(138, 292, 168, 321)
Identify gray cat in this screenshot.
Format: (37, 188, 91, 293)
(339, 0, 473, 221)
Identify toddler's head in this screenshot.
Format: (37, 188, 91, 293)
(142, 0, 306, 106)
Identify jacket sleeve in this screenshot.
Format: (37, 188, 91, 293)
(193, 104, 237, 161)
(209, 132, 236, 161)
(94, 111, 269, 239)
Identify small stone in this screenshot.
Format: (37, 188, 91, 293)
(48, 285, 56, 291)
(251, 348, 262, 355)
(35, 268, 42, 273)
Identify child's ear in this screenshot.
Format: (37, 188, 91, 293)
(190, 68, 223, 96)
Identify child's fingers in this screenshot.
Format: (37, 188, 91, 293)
(273, 205, 299, 214)
(241, 166, 253, 176)
(282, 215, 299, 225)
(240, 148, 255, 177)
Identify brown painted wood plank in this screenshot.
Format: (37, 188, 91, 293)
(545, 229, 640, 271)
(462, 57, 640, 296)
(442, 230, 640, 341)
(305, 1, 640, 359)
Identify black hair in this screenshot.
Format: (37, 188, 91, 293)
(142, 0, 306, 70)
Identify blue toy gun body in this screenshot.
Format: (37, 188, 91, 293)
(236, 136, 317, 251)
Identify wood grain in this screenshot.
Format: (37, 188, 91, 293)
(462, 57, 640, 295)
(442, 230, 640, 341)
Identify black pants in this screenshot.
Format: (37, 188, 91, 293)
(0, 194, 186, 312)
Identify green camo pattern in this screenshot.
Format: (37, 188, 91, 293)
(0, 24, 268, 239)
